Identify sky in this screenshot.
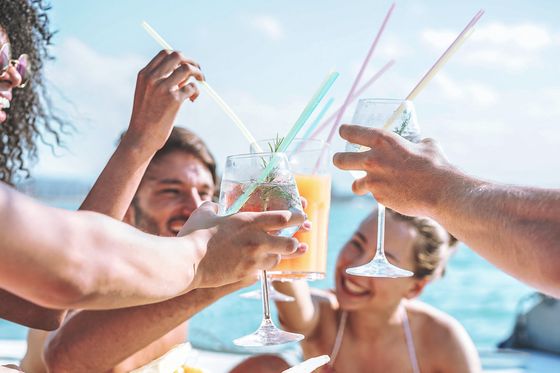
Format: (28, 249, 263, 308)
(33, 0, 560, 190)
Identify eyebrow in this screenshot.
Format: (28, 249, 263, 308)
(356, 231, 368, 244)
(156, 178, 213, 190)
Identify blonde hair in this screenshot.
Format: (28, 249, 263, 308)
(389, 210, 458, 279)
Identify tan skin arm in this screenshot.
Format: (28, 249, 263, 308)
(273, 281, 321, 336)
(0, 290, 66, 331)
(0, 183, 205, 310)
(334, 125, 560, 297)
(0, 182, 304, 307)
(25, 280, 250, 373)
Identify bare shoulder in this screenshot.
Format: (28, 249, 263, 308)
(406, 300, 480, 372)
(309, 288, 339, 310)
(305, 288, 340, 343)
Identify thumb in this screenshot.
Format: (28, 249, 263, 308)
(196, 201, 219, 215)
(178, 201, 220, 236)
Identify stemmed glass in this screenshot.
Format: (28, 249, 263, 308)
(219, 151, 304, 346)
(345, 99, 421, 278)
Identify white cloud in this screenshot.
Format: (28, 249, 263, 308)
(433, 73, 497, 107)
(471, 23, 552, 51)
(250, 15, 284, 41)
(421, 22, 553, 72)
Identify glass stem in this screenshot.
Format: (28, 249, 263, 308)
(375, 204, 387, 260)
(261, 270, 271, 321)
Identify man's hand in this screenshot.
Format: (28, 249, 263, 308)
(123, 50, 204, 153)
(333, 125, 456, 217)
(178, 202, 306, 288)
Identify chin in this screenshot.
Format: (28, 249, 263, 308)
(335, 268, 374, 311)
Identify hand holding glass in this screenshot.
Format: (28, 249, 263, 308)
(218, 152, 304, 346)
(345, 99, 420, 278)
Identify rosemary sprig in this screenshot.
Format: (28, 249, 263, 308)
(393, 110, 411, 137)
(253, 134, 297, 209)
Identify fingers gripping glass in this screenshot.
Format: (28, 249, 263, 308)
(218, 152, 304, 347)
(345, 99, 420, 278)
(1, 43, 31, 88)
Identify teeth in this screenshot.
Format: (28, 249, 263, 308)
(344, 277, 369, 295)
(0, 97, 9, 109)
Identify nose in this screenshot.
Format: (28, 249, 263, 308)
(1, 63, 23, 89)
(180, 187, 203, 215)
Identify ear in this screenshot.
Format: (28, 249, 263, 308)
(404, 277, 430, 299)
(123, 206, 135, 225)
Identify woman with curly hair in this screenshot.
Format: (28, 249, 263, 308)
(0, 0, 68, 184)
(0, 0, 306, 350)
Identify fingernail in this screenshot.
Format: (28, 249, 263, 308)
(297, 243, 308, 253)
(302, 221, 312, 230)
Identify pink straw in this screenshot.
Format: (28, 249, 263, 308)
(309, 59, 395, 140)
(325, 2, 396, 144)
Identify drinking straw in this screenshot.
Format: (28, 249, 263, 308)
(382, 10, 484, 130)
(302, 97, 335, 141)
(325, 2, 396, 145)
(282, 355, 330, 373)
(141, 21, 264, 152)
(291, 97, 335, 156)
(309, 59, 395, 139)
(226, 71, 339, 214)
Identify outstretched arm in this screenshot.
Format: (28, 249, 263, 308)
(273, 281, 321, 336)
(334, 125, 560, 297)
(0, 183, 203, 309)
(42, 280, 252, 373)
(0, 187, 304, 310)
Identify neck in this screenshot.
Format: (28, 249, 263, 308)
(345, 300, 405, 340)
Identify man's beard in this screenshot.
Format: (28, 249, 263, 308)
(133, 204, 162, 236)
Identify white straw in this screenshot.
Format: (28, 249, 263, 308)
(141, 21, 263, 152)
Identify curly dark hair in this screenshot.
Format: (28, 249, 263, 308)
(0, 0, 70, 184)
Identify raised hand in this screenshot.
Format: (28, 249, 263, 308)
(123, 50, 204, 153)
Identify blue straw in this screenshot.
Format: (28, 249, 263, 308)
(302, 97, 335, 141)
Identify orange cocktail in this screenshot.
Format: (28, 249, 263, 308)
(270, 172, 331, 279)
(250, 138, 331, 281)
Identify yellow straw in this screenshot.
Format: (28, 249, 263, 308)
(141, 21, 263, 152)
(382, 13, 481, 130)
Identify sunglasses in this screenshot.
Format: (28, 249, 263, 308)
(1, 43, 30, 88)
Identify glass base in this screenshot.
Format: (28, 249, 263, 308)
(233, 319, 304, 347)
(346, 256, 413, 278)
(240, 288, 294, 302)
(268, 271, 325, 281)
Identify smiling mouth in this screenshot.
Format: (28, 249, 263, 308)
(0, 97, 10, 110)
(341, 275, 371, 297)
(168, 218, 188, 235)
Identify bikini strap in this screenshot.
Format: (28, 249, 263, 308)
(401, 305, 421, 373)
(329, 310, 348, 368)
